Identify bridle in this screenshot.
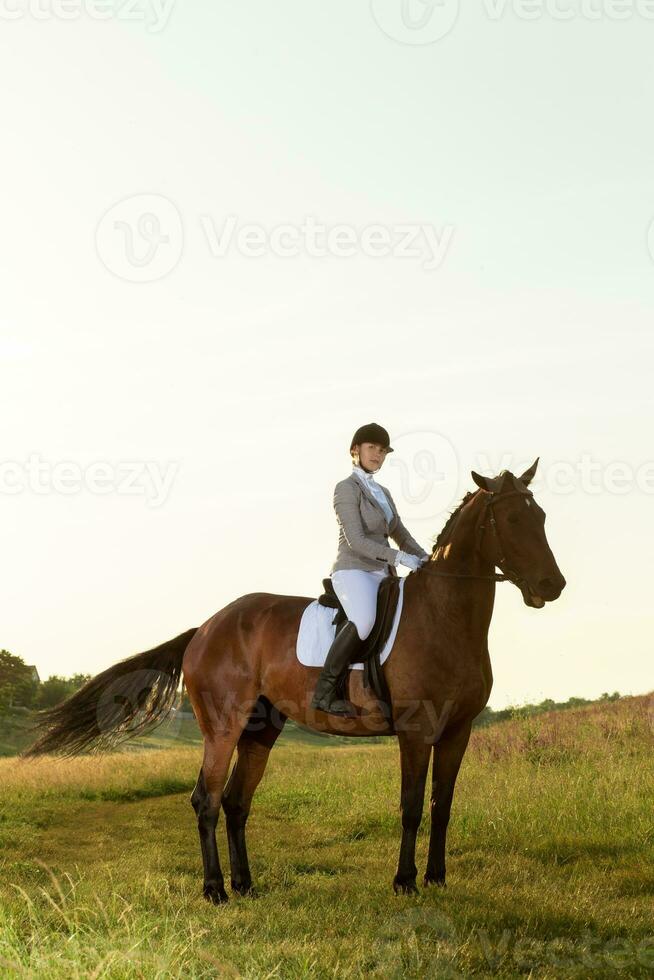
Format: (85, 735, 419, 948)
(416, 488, 535, 588)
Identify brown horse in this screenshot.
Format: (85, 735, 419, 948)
(25, 459, 565, 903)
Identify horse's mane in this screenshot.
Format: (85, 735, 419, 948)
(430, 489, 479, 554)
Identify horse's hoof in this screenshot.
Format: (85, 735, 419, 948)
(423, 874, 446, 888)
(393, 876, 419, 896)
(203, 882, 229, 904)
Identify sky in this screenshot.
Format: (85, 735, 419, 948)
(1, 3, 652, 709)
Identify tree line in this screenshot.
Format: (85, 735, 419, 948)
(0, 649, 91, 710)
(473, 690, 622, 727)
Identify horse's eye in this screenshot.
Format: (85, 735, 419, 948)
(507, 515, 519, 525)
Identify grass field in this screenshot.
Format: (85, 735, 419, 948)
(0, 694, 652, 978)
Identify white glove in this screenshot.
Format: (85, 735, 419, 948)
(419, 553, 430, 564)
(395, 551, 422, 571)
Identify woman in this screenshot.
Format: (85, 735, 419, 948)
(310, 422, 430, 717)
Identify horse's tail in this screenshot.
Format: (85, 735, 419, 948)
(22, 627, 198, 758)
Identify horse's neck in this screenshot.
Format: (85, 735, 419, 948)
(434, 497, 492, 580)
(406, 509, 496, 657)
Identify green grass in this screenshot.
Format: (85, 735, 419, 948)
(0, 694, 652, 978)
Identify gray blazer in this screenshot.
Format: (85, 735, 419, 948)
(330, 471, 429, 575)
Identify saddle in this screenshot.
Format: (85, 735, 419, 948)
(317, 575, 399, 724)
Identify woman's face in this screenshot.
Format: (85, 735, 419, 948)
(353, 442, 388, 473)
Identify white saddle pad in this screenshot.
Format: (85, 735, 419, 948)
(296, 576, 406, 669)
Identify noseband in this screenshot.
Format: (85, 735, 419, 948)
(417, 488, 534, 587)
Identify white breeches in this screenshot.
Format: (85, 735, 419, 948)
(330, 568, 389, 641)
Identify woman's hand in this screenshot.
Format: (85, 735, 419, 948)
(395, 551, 423, 571)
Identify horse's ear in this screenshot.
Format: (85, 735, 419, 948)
(518, 457, 539, 487)
(471, 470, 491, 491)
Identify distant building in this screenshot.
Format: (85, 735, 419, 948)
(26, 665, 40, 685)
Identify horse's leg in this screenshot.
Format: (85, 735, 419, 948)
(424, 719, 472, 888)
(191, 767, 218, 896)
(222, 698, 287, 896)
(190, 726, 247, 905)
(393, 732, 433, 895)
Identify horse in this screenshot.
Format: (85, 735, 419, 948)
(24, 458, 566, 903)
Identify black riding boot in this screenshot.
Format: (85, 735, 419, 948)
(310, 620, 364, 717)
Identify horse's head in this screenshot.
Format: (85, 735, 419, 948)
(471, 458, 566, 608)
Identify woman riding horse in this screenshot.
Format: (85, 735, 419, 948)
(23, 440, 566, 901)
(310, 422, 430, 717)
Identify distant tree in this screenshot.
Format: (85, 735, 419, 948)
(472, 706, 495, 727)
(36, 673, 91, 709)
(508, 704, 530, 721)
(70, 673, 91, 691)
(0, 650, 39, 709)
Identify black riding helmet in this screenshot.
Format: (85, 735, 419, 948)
(349, 422, 394, 455)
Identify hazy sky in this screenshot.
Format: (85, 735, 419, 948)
(1, 4, 652, 709)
